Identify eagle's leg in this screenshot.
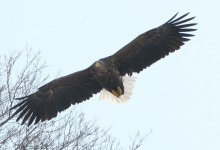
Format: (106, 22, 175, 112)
(117, 86, 123, 95)
(111, 86, 123, 97)
(111, 90, 119, 97)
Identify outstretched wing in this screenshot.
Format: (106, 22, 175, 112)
(11, 68, 102, 126)
(110, 13, 197, 76)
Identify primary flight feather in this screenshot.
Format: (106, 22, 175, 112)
(11, 13, 197, 126)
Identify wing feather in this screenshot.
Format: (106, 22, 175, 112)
(11, 67, 102, 126)
(110, 13, 197, 75)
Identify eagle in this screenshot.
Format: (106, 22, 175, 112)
(11, 13, 197, 126)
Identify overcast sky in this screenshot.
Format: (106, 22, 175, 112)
(1, 0, 220, 149)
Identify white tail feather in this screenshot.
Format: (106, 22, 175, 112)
(99, 76, 136, 104)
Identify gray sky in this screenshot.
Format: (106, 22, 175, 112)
(1, 0, 220, 149)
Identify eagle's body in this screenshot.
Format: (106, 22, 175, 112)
(92, 59, 124, 97)
(11, 13, 197, 126)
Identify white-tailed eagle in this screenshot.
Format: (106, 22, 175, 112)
(11, 13, 197, 126)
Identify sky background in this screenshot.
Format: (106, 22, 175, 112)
(1, 0, 220, 149)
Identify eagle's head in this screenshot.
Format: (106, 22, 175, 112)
(94, 60, 105, 69)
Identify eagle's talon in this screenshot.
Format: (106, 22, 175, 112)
(111, 90, 118, 97)
(117, 86, 123, 95)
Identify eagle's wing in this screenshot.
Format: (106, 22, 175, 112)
(11, 68, 102, 126)
(110, 13, 197, 76)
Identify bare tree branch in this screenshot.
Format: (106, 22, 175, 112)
(129, 129, 152, 150)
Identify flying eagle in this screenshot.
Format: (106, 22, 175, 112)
(11, 13, 197, 126)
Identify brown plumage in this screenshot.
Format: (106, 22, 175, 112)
(11, 13, 197, 126)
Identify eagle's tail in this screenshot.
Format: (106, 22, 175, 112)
(99, 76, 136, 104)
